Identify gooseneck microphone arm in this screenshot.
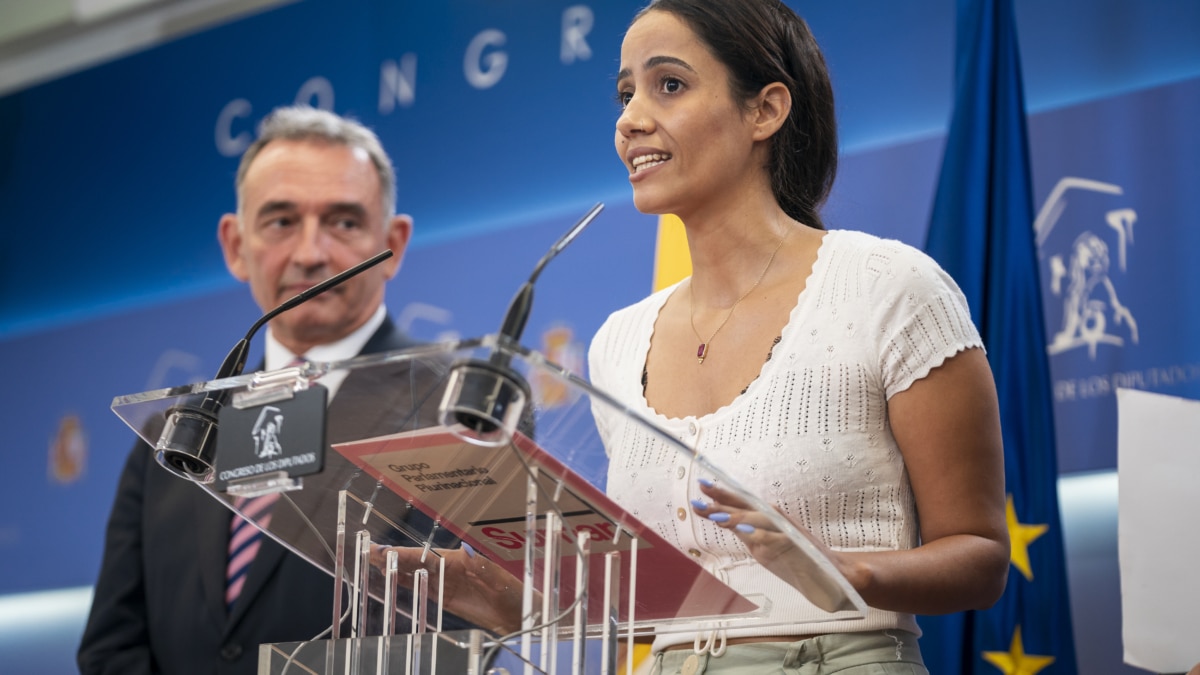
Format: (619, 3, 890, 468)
(443, 203, 604, 442)
(156, 249, 395, 483)
(214, 249, 395, 380)
(496, 202, 604, 347)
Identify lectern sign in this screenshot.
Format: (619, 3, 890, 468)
(214, 386, 328, 490)
(333, 426, 760, 622)
(337, 427, 645, 562)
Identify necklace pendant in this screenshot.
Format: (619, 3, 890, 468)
(697, 343, 707, 364)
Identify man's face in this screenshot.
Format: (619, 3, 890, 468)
(218, 139, 410, 353)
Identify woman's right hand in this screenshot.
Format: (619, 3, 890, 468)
(370, 543, 530, 635)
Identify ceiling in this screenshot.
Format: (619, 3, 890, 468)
(0, 0, 290, 96)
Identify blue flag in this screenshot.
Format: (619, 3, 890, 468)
(920, 0, 1078, 673)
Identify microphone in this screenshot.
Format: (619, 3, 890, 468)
(156, 249, 395, 483)
(440, 203, 604, 445)
(496, 202, 604, 348)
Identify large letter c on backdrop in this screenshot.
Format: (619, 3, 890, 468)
(215, 98, 252, 157)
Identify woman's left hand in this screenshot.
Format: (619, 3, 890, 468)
(692, 348, 1010, 616)
(690, 480, 860, 611)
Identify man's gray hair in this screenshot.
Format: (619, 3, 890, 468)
(235, 106, 397, 220)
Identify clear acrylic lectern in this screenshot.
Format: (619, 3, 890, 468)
(111, 335, 865, 674)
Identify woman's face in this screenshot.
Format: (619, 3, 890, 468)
(615, 10, 760, 218)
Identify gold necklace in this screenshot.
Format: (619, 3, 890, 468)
(689, 228, 789, 364)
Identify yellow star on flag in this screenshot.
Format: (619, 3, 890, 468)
(982, 625, 1055, 674)
(1006, 493, 1048, 581)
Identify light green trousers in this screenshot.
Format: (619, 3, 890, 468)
(649, 630, 927, 675)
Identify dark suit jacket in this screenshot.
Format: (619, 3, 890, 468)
(78, 317, 462, 675)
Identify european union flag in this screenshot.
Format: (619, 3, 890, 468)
(920, 0, 1078, 673)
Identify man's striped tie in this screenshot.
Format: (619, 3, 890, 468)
(225, 355, 302, 612)
(225, 492, 281, 612)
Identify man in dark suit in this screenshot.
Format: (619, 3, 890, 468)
(78, 106, 455, 674)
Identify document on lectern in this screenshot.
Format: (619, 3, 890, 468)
(333, 426, 760, 623)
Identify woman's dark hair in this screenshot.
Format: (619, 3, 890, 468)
(636, 0, 837, 230)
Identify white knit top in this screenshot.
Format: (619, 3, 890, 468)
(587, 229, 983, 650)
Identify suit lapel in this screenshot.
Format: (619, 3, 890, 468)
(224, 316, 427, 632)
(328, 317, 443, 442)
(196, 494, 234, 628)
(218, 314, 444, 629)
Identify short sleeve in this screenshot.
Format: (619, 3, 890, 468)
(873, 243, 983, 398)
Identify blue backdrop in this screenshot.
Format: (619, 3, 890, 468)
(0, 7, 1197, 675)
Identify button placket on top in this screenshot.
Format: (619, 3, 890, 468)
(674, 418, 705, 560)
